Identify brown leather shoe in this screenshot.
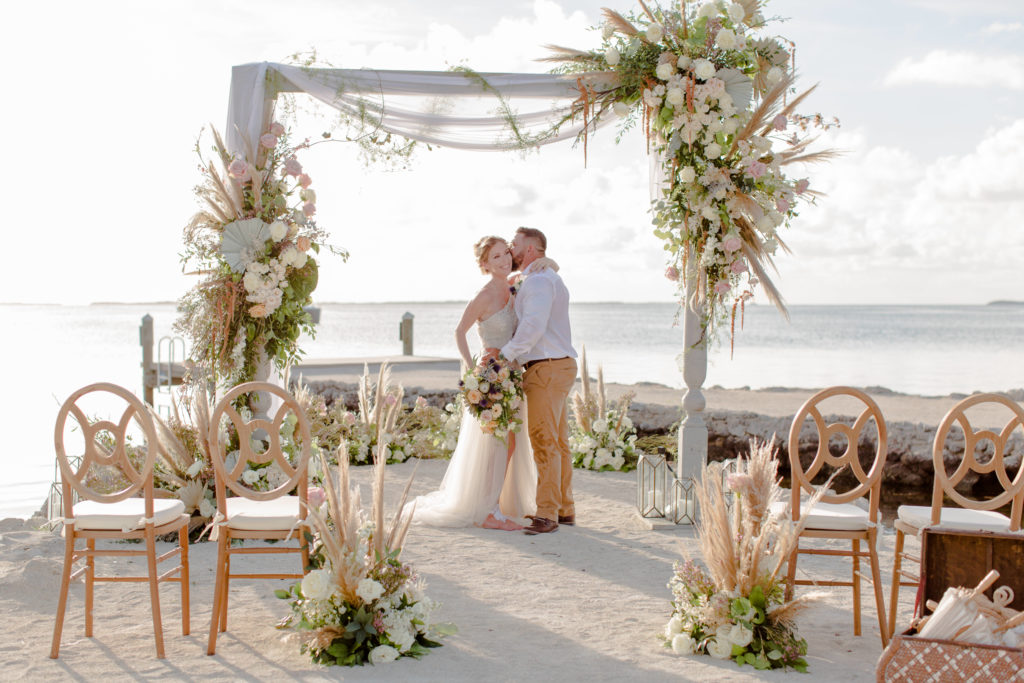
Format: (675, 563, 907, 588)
(523, 517, 558, 535)
(557, 514, 575, 526)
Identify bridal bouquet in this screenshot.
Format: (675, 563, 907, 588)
(661, 439, 821, 671)
(176, 121, 341, 385)
(458, 357, 524, 442)
(277, 402, 455, 666)
(544, 0, 836, 333)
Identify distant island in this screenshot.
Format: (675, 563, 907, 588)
(987, 300, 1024, 306)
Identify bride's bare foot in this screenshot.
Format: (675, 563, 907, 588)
(482, 513, 523, 531)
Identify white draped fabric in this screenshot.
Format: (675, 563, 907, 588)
(226, 62, 613, 157)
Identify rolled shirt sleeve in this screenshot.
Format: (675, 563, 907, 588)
(500, 275, 554, 363)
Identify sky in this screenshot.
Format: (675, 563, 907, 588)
(2, 0, 1023, 305)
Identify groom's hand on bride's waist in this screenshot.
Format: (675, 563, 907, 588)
(482, 347, 501, 362)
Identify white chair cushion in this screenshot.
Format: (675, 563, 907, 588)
(72, 498, 186, 531)
(897, 505, 1013, 533)
(769, 500, 871, 531)
(224, 496, 303, 531)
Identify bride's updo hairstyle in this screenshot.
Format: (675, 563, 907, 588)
(473, 236, 507, 274)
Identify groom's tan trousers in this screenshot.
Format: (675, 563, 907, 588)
(522, 357, 578, 522)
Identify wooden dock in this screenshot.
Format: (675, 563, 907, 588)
(293, 356, 461, 388)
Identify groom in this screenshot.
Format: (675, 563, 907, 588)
(487, 227, 578, 535)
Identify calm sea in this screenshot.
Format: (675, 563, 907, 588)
(3, 302, 1022, 519)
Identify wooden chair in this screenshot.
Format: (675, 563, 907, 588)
(888, 393, 1024, 638)
(776, 386, 889, 647)
(206, 381, 312, 655)
(50, 383, 190, 659)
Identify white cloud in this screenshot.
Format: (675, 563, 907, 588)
(984, 21, 1023, 33)
(883, 50, 1024, 90)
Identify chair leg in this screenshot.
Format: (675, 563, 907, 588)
(867, 529, 889, 648)
(785, 547, 798, 601)
(85, 538, 95, 637)
(207, 535, 228, 655)
(219, 551, 231, 632)
(852, 538, 862, 636)
(889, 528, 905, 640)
(49, 533, 76, 659)
(179, 526, 190, 636)
(300, 528, 309, 573)
(144, 525, 166, 659)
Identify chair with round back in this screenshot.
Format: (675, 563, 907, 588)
(50, 382, 190, 659)
(888, 393, 1024, 638)
(206, 381, 313, 655)
(775, 386, 890, 647)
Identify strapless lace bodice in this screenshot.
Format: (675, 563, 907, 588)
(477, 297, 517, 349)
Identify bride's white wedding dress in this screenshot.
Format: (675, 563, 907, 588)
(413, 298, 537, 527)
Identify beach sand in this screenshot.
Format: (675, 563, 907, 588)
(2, 457, 909, 681)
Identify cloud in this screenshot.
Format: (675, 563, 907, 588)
(984, 21, 1023, 33)
(883, 50, 1024, 90)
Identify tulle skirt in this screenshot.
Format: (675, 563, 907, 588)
(412, 403, 537, 527)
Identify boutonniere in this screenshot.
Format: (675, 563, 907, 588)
(509, 274, 525, 296)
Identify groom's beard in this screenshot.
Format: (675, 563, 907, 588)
(510, 253, 522, 270)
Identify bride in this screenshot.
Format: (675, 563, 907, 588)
(413, 236, 541, 530)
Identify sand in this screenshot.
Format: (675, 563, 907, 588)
(1, 458, 910, 682)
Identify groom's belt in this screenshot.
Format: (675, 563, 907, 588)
(523, 357, 570, 371)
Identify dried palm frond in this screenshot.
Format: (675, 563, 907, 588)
(570, 346, 597, 432)
(731, 73, 795, 155)
(637, 0, 658, 23)
(539, 45, 602, 65)
(596, 364, 607, 418)
(601, 7, 639, 36)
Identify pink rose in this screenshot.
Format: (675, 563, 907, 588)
(714, 280, 731, 295)
(296, 236, 311, 252)
(723, 236, 743, 252)
(776, 197, 790, 212)
(307, 486, 326, 509)
(747, 160, 767, 179)
(772, 114, 788, 131)
(298, 173, 312, 188)
(730, 260, 748, 274)
(342, 412, 356, 426)
(284, 156, 303, 176)
(415, 396, 428, 408)
(227, 158, 251, 181)
(269, 122, 285, 137)
(302, 202, 316, 217)
(795, 179, 810, 194)
(260, 133, 278, 149)
(664, 265, 680, 281)
(385, 394, 397, 406)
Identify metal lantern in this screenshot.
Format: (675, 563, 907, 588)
(668, 473, 697, 525)
(636, 452, 670, 518)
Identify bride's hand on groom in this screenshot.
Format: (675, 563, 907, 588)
(482, 347, 501, 363)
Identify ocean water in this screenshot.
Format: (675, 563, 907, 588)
(3, 302, 1022, 519)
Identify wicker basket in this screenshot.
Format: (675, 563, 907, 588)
(876, 632, 1024, 682)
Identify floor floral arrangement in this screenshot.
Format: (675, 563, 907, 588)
(276, 397, 455, 665)
(543, 0, 836, 334)
(662, 439, 826, 671)
(176, 121, 340, 386)
(570, 348, 638, 471)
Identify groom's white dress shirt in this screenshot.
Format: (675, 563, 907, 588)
(500, 262, 577, 364)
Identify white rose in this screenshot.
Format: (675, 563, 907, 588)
(671, 633, 696, 655)
(269, 220, 288, 242)
(716, 28, 737, 50)
(767, 65, 784, 85)
(605, 46, 620, 66)
(368, 644, 399, 664)
(704, 142, 722, 159)
(707, 635, 734, 659)
(290, 250, 308, 269)
(729, 623, 754, 648)
(728, 2, 746, 22)
(665, 87, 685, 107)
(698, 3, 719, 19)
(646, 24, 663, 43)
(694, 59, 716, 80)
(242, 270, 261, 293)
(609, 101, 629, 118)
(301, 569, 336, 601)
(664, 616, 684, 638)
(722, 117, 739, 134)
(593, 419, 609, 433)
(679, 166, 696, 183)
(300, 188, 316, 203)
(677, 55, 692, 70)
(702, 206, 719, 221)
(655, 62, 675, 81)
(356, 578, 385, 603)
(241, 469, 260, 485)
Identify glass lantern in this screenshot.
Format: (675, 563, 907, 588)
(636, 452, 669, 518)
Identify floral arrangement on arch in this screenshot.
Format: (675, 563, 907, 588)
(176, 121, 342, 385)
(569, 348, 638, 472)
(545, 0, 836, 333)
(276, 405, 455, 665)
(458, 357, 524, 443)
(662, 439, 827, 671)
